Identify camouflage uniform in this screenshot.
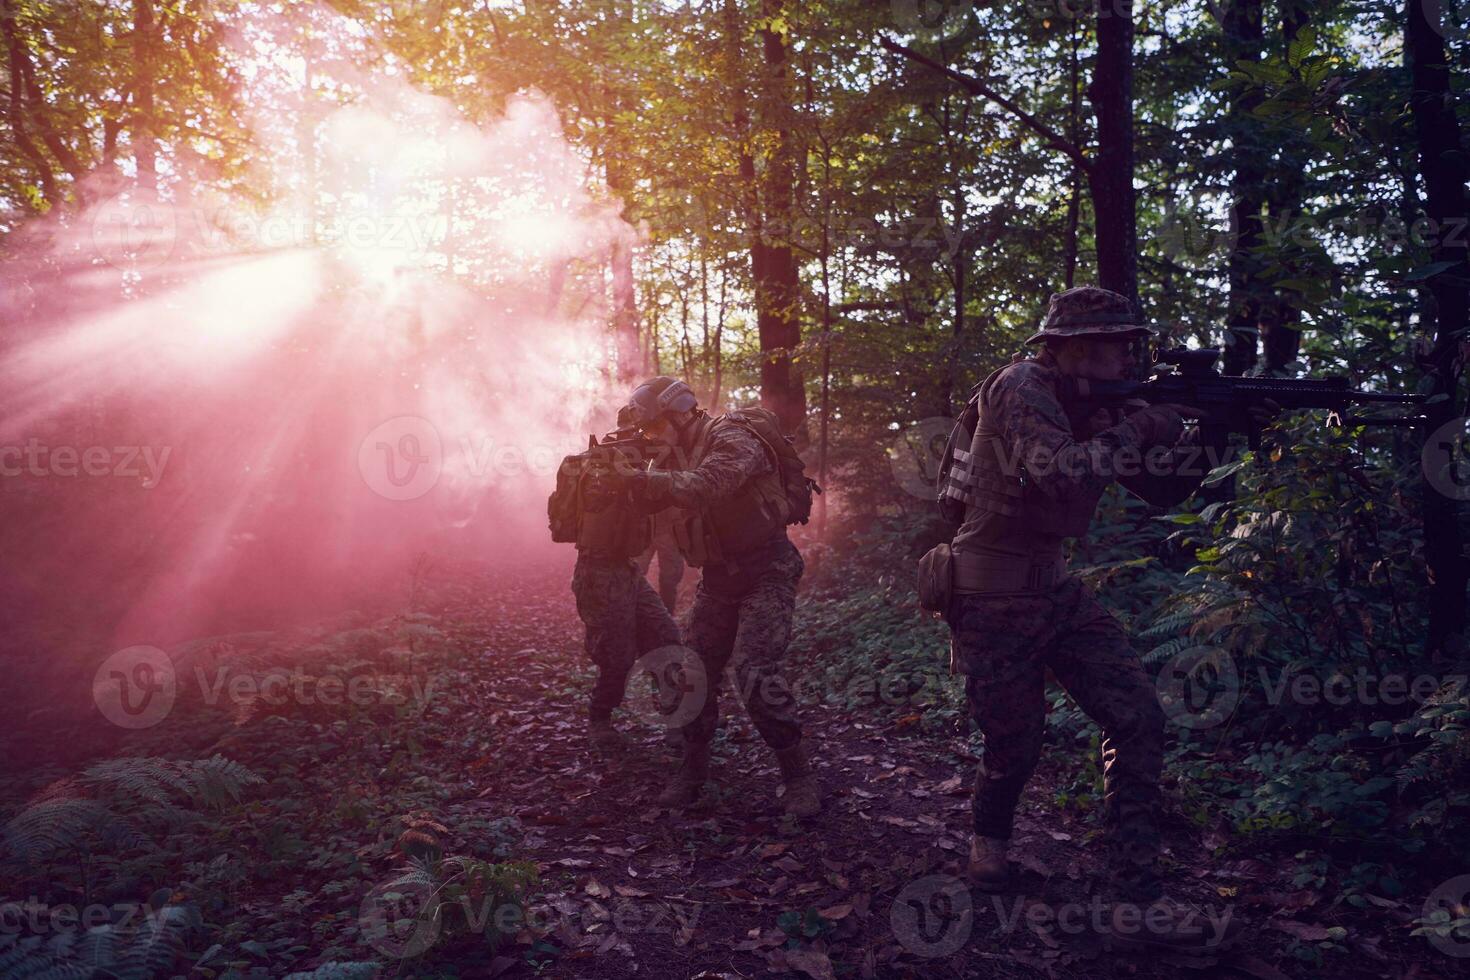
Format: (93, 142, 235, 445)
(946, 289, 1202, 903)
(571, 554, 681, 724)
(662, 419, 805, 752)
(635, 509, 686, 613)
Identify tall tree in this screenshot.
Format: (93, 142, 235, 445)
(1406, 0, 1469, 662)
(752, 0, 806, 434)
(1089, 0, 1137, 305)
(1221, 0, 1266, 375)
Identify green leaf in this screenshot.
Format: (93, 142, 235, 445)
(1403, 261, 1460, 282)
(1203, 459, 1247, 486)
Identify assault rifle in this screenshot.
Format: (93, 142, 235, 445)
(549, 424, 671, 548)
(574, 425, 669, 490)
(1064, 347, 1427, 452)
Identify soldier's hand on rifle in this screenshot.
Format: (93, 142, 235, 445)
(625, 469, 674, 508)
(1246, 397, 1283, 428)
(1125, 403, 1199, 447)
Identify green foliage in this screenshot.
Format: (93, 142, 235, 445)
(792, 515, 961, 732)
(0, 903, 203, 980)
(281, 964, 381, 980)
(4, 755, 261, 867)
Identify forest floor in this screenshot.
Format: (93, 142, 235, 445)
(1, 557, 1458, 979)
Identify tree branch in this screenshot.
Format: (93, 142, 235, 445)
(877, 35, 1090, 173)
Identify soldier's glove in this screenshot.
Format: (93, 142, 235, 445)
(625, 469, 674, 508)
(1123, 403, 1189, 448)
(1247, 397, 1283, 428)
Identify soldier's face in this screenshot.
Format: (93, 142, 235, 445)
(641, 416, 676, 444)
(1069, 336, 1137, 380)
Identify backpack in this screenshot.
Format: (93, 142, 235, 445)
(721, 408, 822, 526)
(935, 387, 982, 525)
(547, 449, 585, 543)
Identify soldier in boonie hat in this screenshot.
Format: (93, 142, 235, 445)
(1026, 285, 1155, 346)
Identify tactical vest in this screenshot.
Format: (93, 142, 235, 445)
(576, 494, 652, 559)
(942, 356, 1109, 540)
(671, 415, 785, 568)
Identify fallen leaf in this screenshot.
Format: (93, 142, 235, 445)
(817, 903, 852, 921)
(1271, 919, 1331, 942)
(780, 947, 837, 980)
(1233, 953, 1294, 980)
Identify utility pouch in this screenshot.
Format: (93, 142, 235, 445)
(916, 543, 955, 614)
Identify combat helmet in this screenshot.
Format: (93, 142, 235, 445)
(1025, 286, 1154, 345)
(627, 376, 699, 427)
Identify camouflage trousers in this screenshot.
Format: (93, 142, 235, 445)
(949, 574, 1165, 902)
(571, 554, 681, 722)
(677, 537, 805, 752)
(635, 523, 685, 613)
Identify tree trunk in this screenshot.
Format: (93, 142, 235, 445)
(753, 0, 806, 436)
(1406, 0, 1470, 663)
(606, 147, 641, 384)
(132, 0, 158, 196)
(1088, 0, 1137, 306)
(1, 0, 58, 206)
(1063, 17, 1082, 289)
(1221, 0, 1265, 375)
(1260, 1, 1310, 375)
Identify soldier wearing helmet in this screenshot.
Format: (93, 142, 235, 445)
(935, 285, 1241, 953)
(555, 401, 684, 754)
(620, 376, 821, 818)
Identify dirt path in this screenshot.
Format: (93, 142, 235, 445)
(409, 561, 1436, 980)
(3, 558, 1448, 979)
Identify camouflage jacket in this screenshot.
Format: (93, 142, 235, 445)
(951, 350, 1203, 555)
(665, 415, 786, 563)
(667, 416, 774, 510)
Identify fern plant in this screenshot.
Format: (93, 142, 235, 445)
(4, 755, 261, 869)
(0, 903, 201, 980)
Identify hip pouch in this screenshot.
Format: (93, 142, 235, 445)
(916, 543, 954, 614)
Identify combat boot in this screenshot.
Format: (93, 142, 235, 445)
(1102, 894, 1243, 958)
(966, 836, 1010, 892)
(588, 715, 629, 753)
(657, 738, 710, 807)
(774, 744, 822, 817)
